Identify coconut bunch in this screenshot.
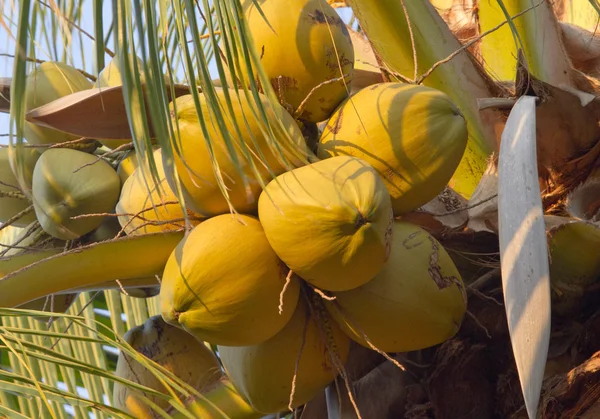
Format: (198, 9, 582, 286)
(149, 1, 470, 416)
(1, 1, 487, 417)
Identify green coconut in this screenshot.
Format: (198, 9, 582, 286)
(0, 147, 39, 227)
(31, 148, 121, 240)
(25, 61, 93, 145)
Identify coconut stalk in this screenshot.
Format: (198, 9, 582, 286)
(0, 231, 183, 308)
(345, 0, 503, 200)
(498, 94, 551, 419)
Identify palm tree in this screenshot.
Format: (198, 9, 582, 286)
(2, 0, 600, 418)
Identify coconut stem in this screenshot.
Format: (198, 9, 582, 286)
(306, 290, 364, 419)
(72, 142, 134, 173)
(0, 190, 27, 200)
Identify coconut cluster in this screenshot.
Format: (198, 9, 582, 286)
(5, 0, 471, 416)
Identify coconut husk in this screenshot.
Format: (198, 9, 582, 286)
(433, 229, 500, 285)
(539, 351, 600, 418)
(467, 155, 499, 234)
(514, 60, 600, 213)
(299, 347, 411, 419)
(426, 339, 495, 419)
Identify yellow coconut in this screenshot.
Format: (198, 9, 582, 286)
(258, 155, 393, 292)
(94, 55, 145, 149)
(24, 61, 93, 145)
(318, 82, 468, 215)
(326, 220, 467, 353)
(218, 298, 351, 414)
(112, 315, 223, 418)
(31, 148, 121, 240)
(241, 0, 354, 123)
(116, 150, 141, 185)
(160, 214, 301, 346)
(166, 90, 307, 217)
(116, 148, 203, 235)
(0, 147, 39, 227)
(95, 55, 146, 89)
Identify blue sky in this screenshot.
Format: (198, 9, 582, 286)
(0, 2, 353, 144)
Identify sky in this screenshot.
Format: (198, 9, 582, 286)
(0, 2, 354, 145)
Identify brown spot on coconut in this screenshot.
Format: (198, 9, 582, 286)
(325, 220, 467, 353)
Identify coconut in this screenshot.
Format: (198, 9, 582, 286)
(7, 146, 42, 197)
(258, 155, 393, 292)
(0, 147, 39, 227)
(95, 55, 146, 89)
(219, 297, 351, 414)
(116, 148, 203, 235)
(166, 90, 307, 217)
(94, 55, 145, 149)
(24, 61, 93, 145)
(86, 216, 121, 243)
(240, 0, 354, 123)
(116, 150, 141, 185)
(31, 148, 121, 240)
(318, 82, 468, 215)
(112, 315, 223, 418)
(160, 214, 301, 346)
(326, 220, 467, 353)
